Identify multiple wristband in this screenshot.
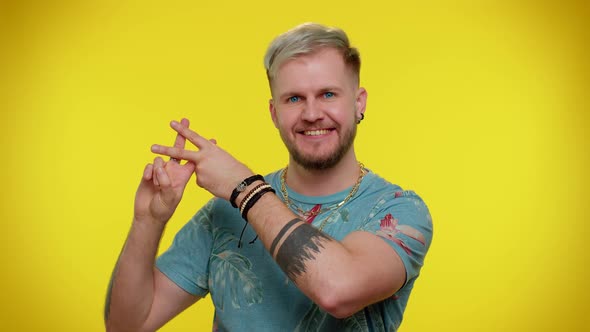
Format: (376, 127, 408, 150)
(230, 174, 265, 208)
(231, 175, 276, 221)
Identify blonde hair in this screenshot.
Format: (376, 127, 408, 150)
(264, 23, 361, 85)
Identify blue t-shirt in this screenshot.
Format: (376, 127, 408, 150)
(156, 169, 433, 331)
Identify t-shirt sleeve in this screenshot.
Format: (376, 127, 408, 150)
(363, 190, 433, 287)
(155, 199, 216, 297)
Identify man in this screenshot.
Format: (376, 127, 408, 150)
(105, 23, 433, 331)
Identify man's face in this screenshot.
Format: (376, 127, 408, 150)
(269, 48, 367, 170)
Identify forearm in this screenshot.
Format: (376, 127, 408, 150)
(105, 218, 165, 331)
(245, 193, 376, 317)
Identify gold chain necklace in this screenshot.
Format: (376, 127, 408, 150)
(280, 162, 367, 231)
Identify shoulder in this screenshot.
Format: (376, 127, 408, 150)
(362, 171, 429, 209)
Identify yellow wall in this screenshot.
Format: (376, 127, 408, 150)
(1, 1, 588, 331)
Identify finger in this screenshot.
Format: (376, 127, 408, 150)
(155, 167, 176, 209)
(184, 160, 196, 173)
(154, 157, 165, 168)
(171, 118, 189, 163)
(153, 157, 165, 186)
(155, 166, 172, 188)
(138, 164, 155, 192)
(143, 163, 154, 181)
(151, 144, 202, 163)
(173, 118, 190, 148)
(170, 120, 211, 150)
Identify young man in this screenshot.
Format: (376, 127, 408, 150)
(105, 23, 433, 331)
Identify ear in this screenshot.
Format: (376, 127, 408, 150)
(269, 99, 279, 128)
(355, 87, 368, 116)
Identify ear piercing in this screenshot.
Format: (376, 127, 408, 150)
(357, 113, 364, 124)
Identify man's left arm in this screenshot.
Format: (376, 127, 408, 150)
(243, 195, 429, 318)
(245, 193, 412, 318)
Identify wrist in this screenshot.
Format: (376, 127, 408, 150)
(132, 215, 167, 232)
(234, 180, 266, 209)
(239, 182, 275, 221)
(229, 174, 264, 208)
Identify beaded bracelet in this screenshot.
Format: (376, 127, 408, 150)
(238, 183, 268, 213)
(239, 185, 275, 221)
(239, 183, 272, 215)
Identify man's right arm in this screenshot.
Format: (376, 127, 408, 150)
(105, 118, 201, 331)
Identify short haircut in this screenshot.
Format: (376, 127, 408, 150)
(264, 23, 361, 87)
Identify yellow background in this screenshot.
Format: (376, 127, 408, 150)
(1, 0, 588, 331)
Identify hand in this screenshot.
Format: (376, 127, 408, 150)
(134, 119, 196, 225)
(150, 120, 254, 201)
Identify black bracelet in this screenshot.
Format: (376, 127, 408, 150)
(239, 183, 269, 214)
(230, 174, 264, 208)
(241, 187, 276, 221)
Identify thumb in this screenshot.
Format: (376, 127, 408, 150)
(183, 161, 196, 174)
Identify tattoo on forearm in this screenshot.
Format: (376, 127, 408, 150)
(270, 218, 300, 256)
(274, 222, 331, 282)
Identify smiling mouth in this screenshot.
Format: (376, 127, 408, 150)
(301, 129, 333, 136)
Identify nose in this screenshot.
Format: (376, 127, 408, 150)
(301, 99, 324, 123)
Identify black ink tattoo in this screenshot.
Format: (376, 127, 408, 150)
(275, 223, 331, 282)
(270, 218, 301, 257)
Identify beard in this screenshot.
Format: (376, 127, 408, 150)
(280, 122, 357, 171)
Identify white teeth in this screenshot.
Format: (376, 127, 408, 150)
(303, 129, 330, 136)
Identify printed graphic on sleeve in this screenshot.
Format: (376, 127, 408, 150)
(376, 213, 425, 255)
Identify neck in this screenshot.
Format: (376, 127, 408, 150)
(285, 150, 360, 196)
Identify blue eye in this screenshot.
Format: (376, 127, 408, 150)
(288, 96, 300, 103)
(324, 92, 334, 98)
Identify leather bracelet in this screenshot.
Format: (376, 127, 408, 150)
(241, 186, 276, 221)
(230, 174, 264, 208)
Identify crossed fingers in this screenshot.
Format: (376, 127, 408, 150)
(151, 120, 213, 163)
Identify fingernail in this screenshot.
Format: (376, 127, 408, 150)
(151, 144, 160, 152)
(171, 120, 179, 128)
